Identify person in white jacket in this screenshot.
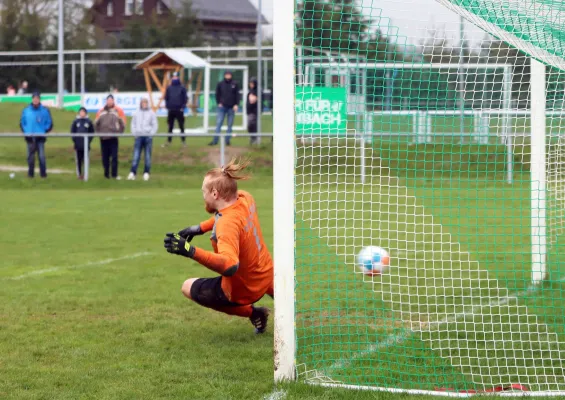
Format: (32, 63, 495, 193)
(128, 98, 158, 181)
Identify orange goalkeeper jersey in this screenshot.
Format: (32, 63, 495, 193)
(192, 190, 273, 304)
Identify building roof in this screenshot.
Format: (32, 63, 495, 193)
(163, 0, 268, 24)
(134, 50, 210, 69)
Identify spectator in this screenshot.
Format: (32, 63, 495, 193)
(210, 70, 240, 146)
(247, 77, 259, 145)
(17, 80, 28, 95)
(6, 85, 15, 96)
(70, 107, 94, 180)
(164, 71, 187, 147)
(20, 91, 52, 178)
(128, 98, 157, 181)
(95, 94, 126, 180)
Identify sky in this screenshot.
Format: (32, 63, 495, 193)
(361, 0, 486, 47)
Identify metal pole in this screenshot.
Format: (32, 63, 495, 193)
(297, 45, 304, 86)
(203, 65, 211, 133)
(264, 59, 268, 94)
(531, 59, 547, 283)
(80, 52, 85, 106)
(503, 66, 513, 183)
(458, 15, 465, 143)
(71, 62, 76, 94)
(242, 68, 249, 133)
(264, 58, 269, 119)
(220, 135, 226, 167)
(84, 135, 89, 182)
(257, 0, 263, 144)
(57, 0, 64, 109)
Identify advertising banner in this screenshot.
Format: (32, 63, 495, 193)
(295, 87, 347, 135)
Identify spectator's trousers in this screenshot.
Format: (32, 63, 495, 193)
(130, 137, 153, 175)
(247, 113, 258, 144)
(212, 106, 235, 145)
(167, 110, 185, 143)
(26, 139, 46, 178)
(74, 149, 87, 177)
(101, 138, 119, 178)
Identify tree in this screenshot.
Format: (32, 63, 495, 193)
(296, 0, 399, 62)
(0, 0, 95, 93)
(480, 38, 530, 107)
(101, 0, 202, 92)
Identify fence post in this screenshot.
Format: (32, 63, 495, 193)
(220, 135, 226, 167)
(71, 62, 76, 94)
(84, 134, 89, 182)
(80, 52, 85, 106)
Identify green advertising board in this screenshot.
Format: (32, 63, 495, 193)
(295, 87, 347, 135)
(0, 94, 82, 111)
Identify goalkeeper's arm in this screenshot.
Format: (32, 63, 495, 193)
(178, 216, 215, 240)
(191, 246, 239, 277)
(164, 227, 240, 277)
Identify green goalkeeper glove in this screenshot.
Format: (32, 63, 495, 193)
(178, 225, 204, 242)
(164, 232, 195, 258)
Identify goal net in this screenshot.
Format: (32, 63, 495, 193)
(273, 0, 565, 395)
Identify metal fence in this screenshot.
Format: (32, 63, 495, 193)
(0, 46, 274, 94)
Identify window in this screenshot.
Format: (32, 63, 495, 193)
(156, 0, 163, 14)
(125, 0, 134, 16)
(107, 0, 114, 16)
(135, 0, 143, 15)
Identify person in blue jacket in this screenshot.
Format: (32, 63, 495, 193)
(20, 92, 53, 178)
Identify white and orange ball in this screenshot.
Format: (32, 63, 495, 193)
(357, 246, 390, 275)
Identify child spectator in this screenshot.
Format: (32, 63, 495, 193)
(70, 107, 94, 180)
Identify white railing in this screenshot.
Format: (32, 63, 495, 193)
(1, 133, 273, 181)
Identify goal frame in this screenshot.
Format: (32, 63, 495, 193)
(273, 0, 550, 391)
(273, 0, 296, 383)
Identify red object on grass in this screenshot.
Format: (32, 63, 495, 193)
(435, 384, 528, 394)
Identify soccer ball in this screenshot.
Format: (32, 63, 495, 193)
(357, 246, 390, 275)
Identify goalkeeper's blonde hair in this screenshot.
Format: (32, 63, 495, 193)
(205, 157, 251, 200)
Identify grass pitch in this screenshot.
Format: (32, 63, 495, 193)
(2, 104, 565, 399)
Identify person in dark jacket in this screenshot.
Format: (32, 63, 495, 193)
(20, 91, 53, 178)
(164, 72, 188, 147)
(70, 107, 94, 180)
(210, 70, 240, 146)
(246, 77, 259, 145)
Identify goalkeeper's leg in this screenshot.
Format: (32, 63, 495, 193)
(181, 278, 269, 333)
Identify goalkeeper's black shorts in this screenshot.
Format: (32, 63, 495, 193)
(190, 277, 243, 308)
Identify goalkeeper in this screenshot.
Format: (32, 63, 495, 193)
(164, 159, 273, 334)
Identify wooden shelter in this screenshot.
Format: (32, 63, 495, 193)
(134, 50, 210, 113)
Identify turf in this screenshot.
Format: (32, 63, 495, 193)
(292, 136, 565, 395)
(2, 104, 565, 399)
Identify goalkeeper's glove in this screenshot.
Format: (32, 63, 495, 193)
(178, 225, 204, 242)
(164, 232, 195, 258)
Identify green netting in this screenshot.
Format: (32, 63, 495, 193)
(294, 0, 565, 394)
(436, 0, 565, 70)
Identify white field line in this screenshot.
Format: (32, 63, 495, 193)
(324, 277, 565, 375)
(6, 252, 153, 280)
(263, 389, 287, 400)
